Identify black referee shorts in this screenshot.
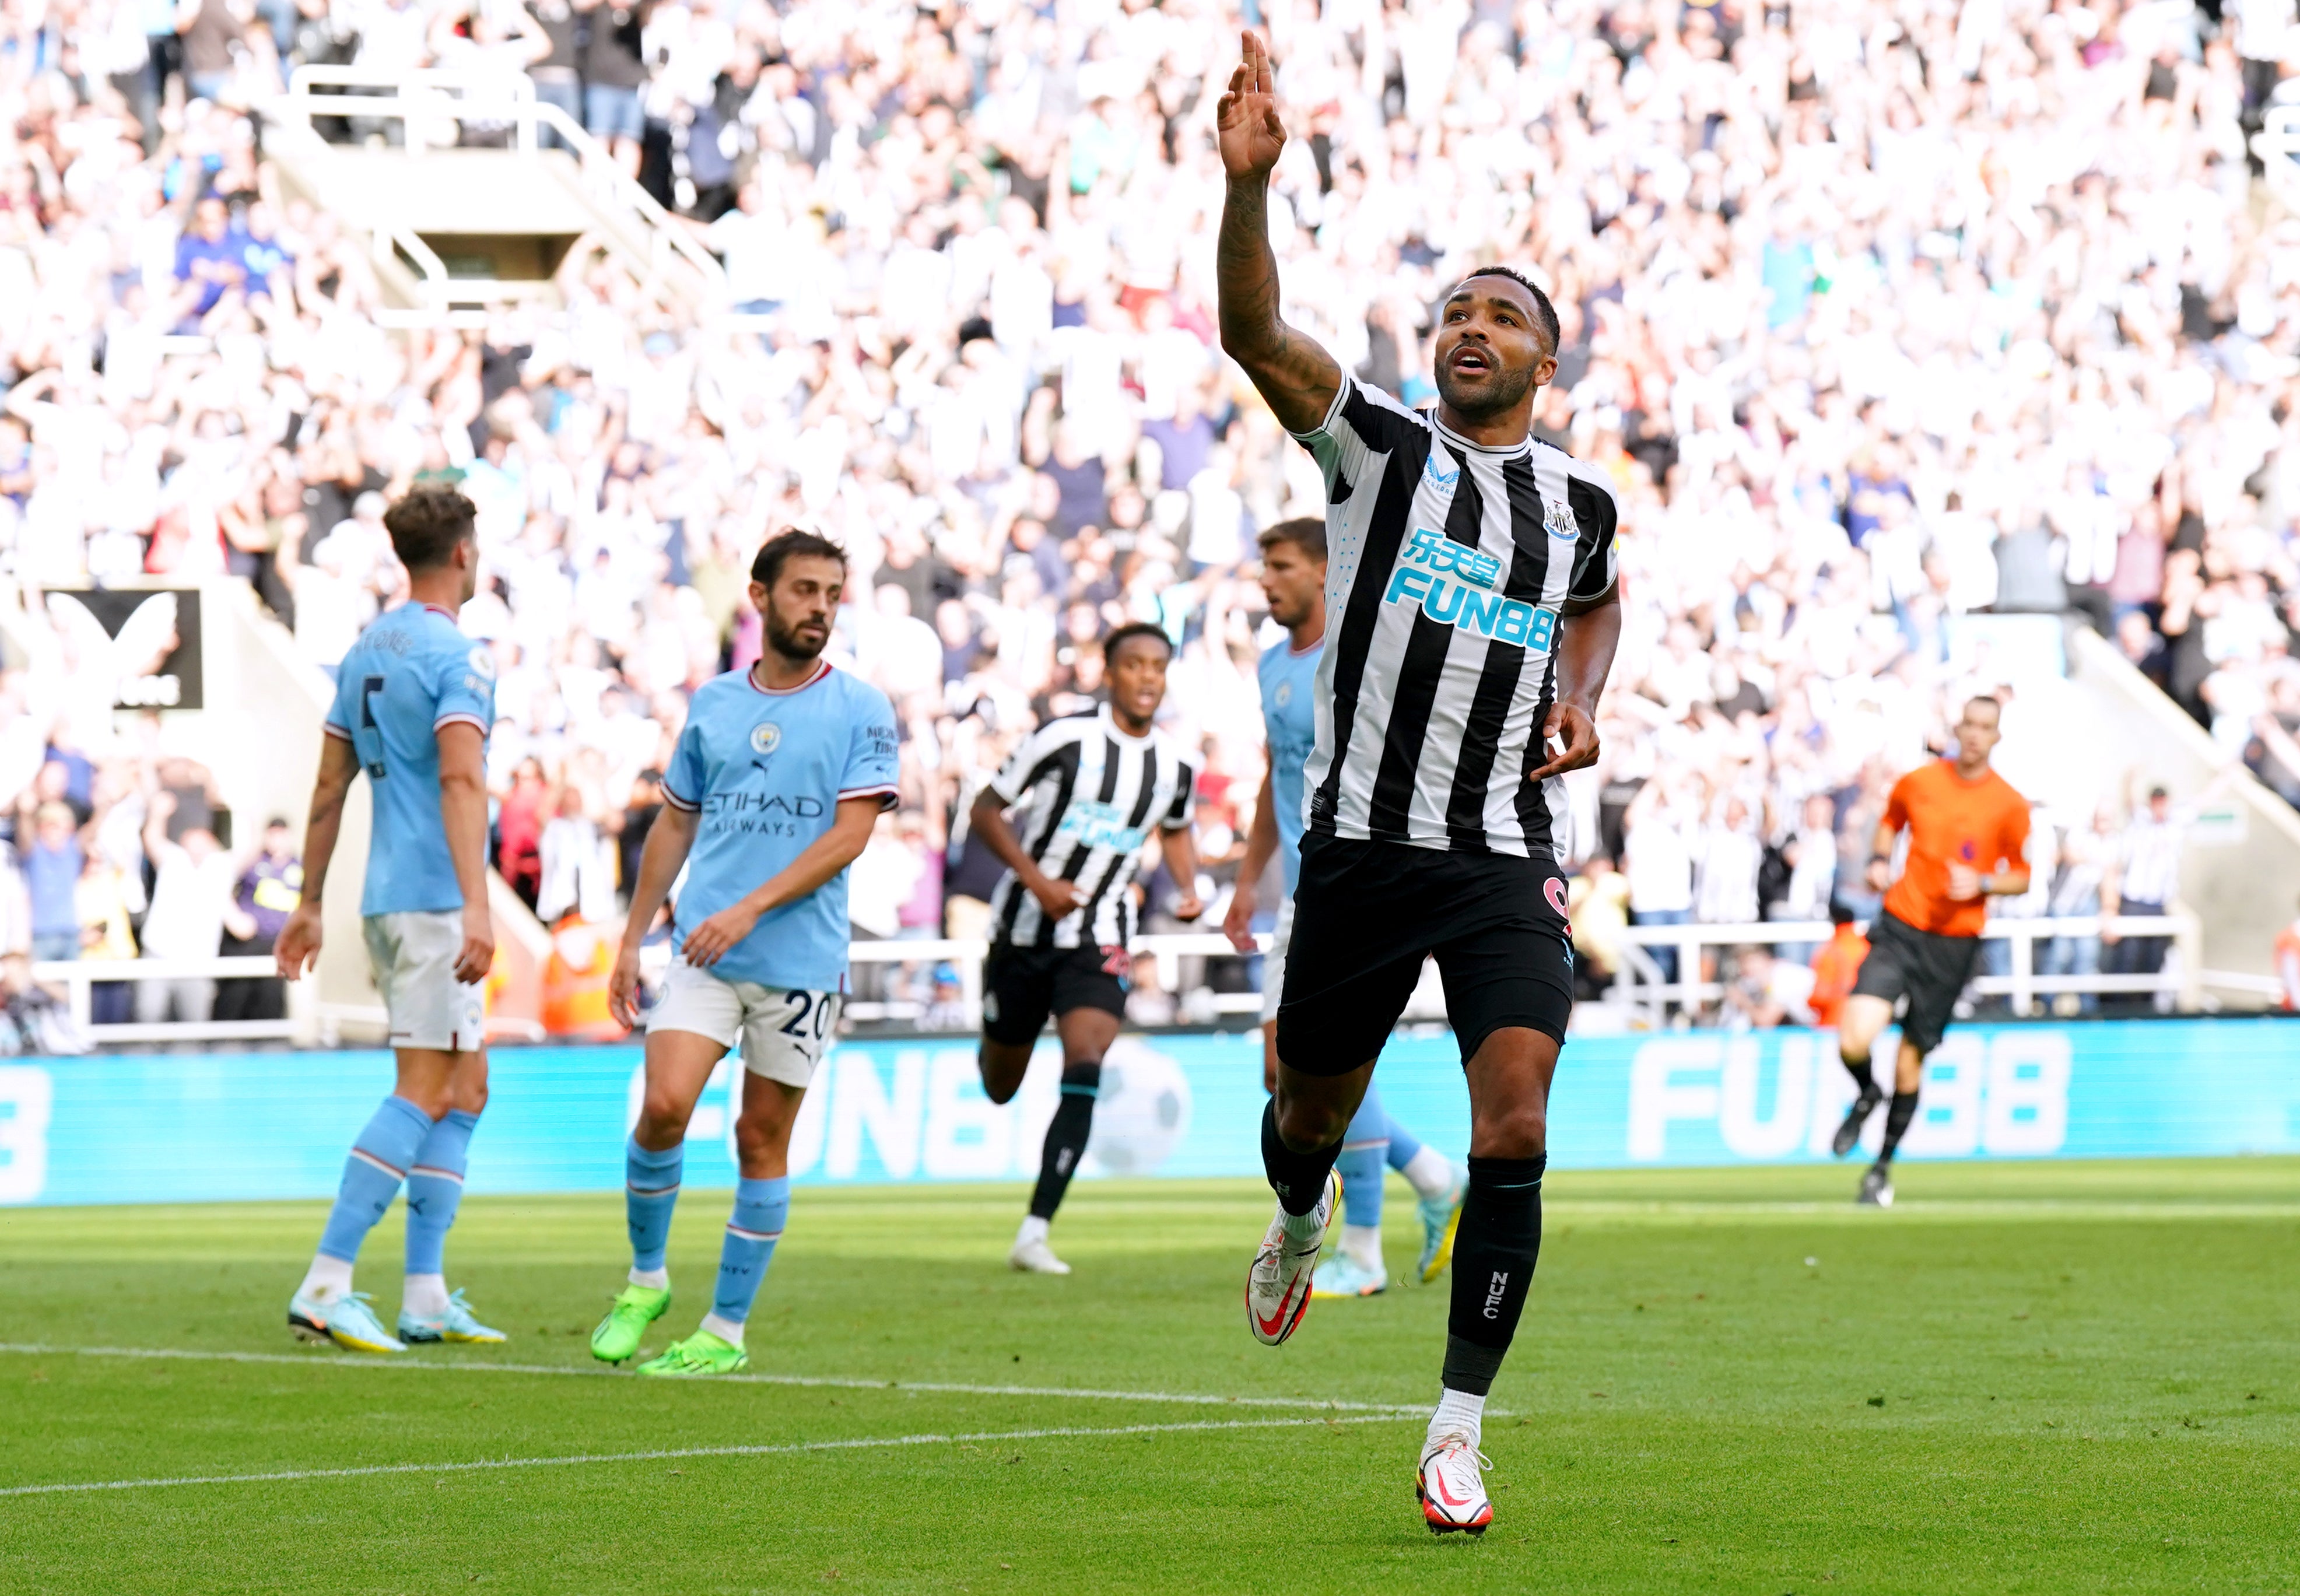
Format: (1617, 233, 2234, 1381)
(1849, 910, 1982, 1057)
(1274, 833, 1575, 1074)
(981, 940, 1128, 1046)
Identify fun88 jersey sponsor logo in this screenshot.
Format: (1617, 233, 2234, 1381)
(1055, 798, 1151, 853)
(1384, 527, 1558, 653)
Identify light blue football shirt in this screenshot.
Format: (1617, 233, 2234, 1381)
(325, 603, 496, 917)
(1257, 634, 1324, 895)
(661, 661, 900, 991)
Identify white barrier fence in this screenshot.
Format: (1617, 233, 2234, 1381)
(26, 934, 1275, 1048)
(1603, 911, 2284, 1027)
(29, 917, 2283, 1048)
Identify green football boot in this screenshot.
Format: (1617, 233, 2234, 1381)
(590, 1283, 672, 1365)
(634, 1328, 749, 1377)
(1417, 1174, 1468, 1284)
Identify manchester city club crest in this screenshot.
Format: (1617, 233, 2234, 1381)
(751, 722, 781, 755)
(1274, 681, 1292, 707)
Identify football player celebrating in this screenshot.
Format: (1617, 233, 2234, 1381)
(1225, 516, 1465, 1300)
(1218, 33, 1624, 1534)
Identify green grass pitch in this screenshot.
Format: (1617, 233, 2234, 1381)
(3, 1159, 2298, 1593)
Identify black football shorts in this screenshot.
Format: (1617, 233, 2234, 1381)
(1274, 833, 1575, 1074)
(981, 939, 1129, 1046)
(1849, 909, 1982, 1057)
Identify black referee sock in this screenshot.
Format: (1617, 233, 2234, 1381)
(1260, 1099, 1345, 1217)
(1840, 1046, 1877, 1097)
(1028, 1061, 1100, 1221)
(1442, 1155, 1546, 1397)
(1877, 1090, 1920, 1162)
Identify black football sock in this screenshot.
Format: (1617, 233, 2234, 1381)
(1441, 1155, 1547, 1397)
(1261, 1098, 1345, 1218)
(1840, 1046, 1877, 1096)
(1877, 1090, 1920, 1163)
(1028, 1061, 1100, 1221)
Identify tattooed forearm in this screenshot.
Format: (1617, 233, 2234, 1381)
(1215, 175, 1341, 433)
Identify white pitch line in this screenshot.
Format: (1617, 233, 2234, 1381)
(0, 1343, 1424, 1414)
(0, 1413, 1415, 1499)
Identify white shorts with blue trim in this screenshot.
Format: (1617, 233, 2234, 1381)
(363, 910, 486, 1053)
(648, 957, 839, 1089)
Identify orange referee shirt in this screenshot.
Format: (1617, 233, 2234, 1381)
(1880, 760, 2031, 939)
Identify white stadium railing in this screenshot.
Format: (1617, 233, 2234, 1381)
(1597, 911, 2287, 1027)
(27, 917, 2282, 1050)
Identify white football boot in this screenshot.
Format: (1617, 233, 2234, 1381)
(1008, 1237, 1072, 1275)
(1417, 1434, 1493, 1535)
(1244, 1169, 1339, 1345)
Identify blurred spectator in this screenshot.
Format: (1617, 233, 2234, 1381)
(1807, 906, 1870, 1032)
(1567, 854, 1630, 1001)
(76, 848, 140, 1025)
(135, 791, 236, 1023)
(1124, 950, 1175, 1029)
(2043, 806, 2120, 1016)
(214, 816, 300, 1023)
(536, 781, 615, 925)
(2103, 769, 2236, 1002)
(1624, 780, 1696, 985)
(2277, 897, 2300, 1012)
(20, 801, 86, 963)
(1723, 946, 1816, 1030)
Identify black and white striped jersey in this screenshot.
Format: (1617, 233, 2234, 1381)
(1291, 374, 1619, 862)
(985, 706, 1198, 948)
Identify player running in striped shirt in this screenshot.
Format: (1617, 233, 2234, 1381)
(1224, 516, 1464, 1300)
(969, 622, 1203, 1275)
(1216, 31, 1624, 1536)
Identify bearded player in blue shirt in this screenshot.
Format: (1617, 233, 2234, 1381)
(276, 485, 506, 1353)
(591, 530, 899, 1377)
(1224, 517, 1465, 1298)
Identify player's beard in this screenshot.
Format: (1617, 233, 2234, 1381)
(1268, 591, 1313, 630)
(1432, 355, 1538, 423)
(764, 605, 829, 662)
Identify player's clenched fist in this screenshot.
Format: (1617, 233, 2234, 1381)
(1216, 30, 1286, 180)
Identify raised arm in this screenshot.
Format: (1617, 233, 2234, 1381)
(1214, 31, 1342, 435)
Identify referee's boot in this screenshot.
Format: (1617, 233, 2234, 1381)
(1856, 1161, 1894, 1208)
(1831, 1085, 1884, 1157)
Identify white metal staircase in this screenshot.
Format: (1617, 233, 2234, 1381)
(260, 66, 727, 324)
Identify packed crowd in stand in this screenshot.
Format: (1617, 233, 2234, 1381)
(1, 0, 2297, 1028)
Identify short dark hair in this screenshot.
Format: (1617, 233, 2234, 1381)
(1102, 620, 1174, 663)
(1964, 693, 2003, 720)
(1460, 265, 1561, 355)
(383, 486, 476, 571)
(1829, 900, 1857, 926)
(1257, 517, 1327, 561)
(752, 528, 849, 589)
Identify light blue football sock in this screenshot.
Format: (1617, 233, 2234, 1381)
(626, 1138, 684, 1274)
(1385, 1113, 1425, 1171)
(316, 1095, 434, 1264)
(1338, 1087, 1390, 1230)
(404, 1110, 479, 1278)
(710, 1176, 789, 1328)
